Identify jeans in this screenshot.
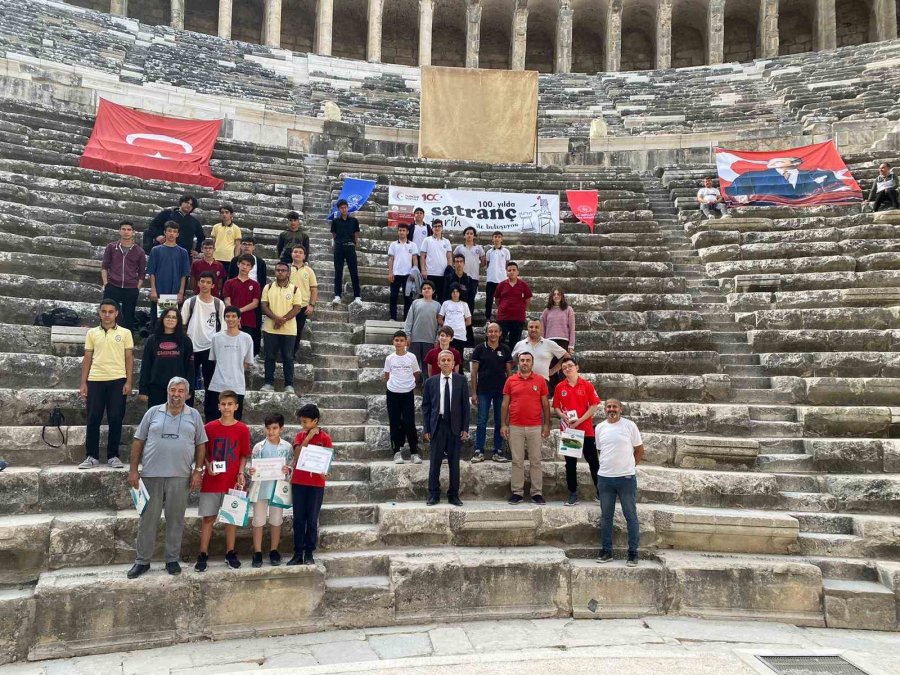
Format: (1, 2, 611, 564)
(484, 281, 498, 321)
(598, 474, 640, 555)
(475, 392, 503, 455)
(264, 332, 294, 386)
(291, 483, 325, 554)
(135, 476, 190, 564)
(103, 285, 139, 331)
(386, 389, 418, 454)
(565, 435, 599, 494)
(389, 274, 411, 321)
(700, 202, 728, 218)
(85, 378, 126, 460)
(499, 320, 524, 353)
(334, 242, 361, 299)
(427, 418, 460, 499)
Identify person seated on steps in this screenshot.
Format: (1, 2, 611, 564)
(697, 177, 730, 219)
(868, 162, 899, 212)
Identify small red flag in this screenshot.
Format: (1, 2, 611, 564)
(566, 190, 598, 233)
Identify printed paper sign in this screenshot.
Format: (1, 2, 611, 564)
(296, 444, 334, 475)
(251, 457, 286, 482)
(558, 428, 585, 459)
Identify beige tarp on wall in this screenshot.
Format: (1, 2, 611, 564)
(418, 66, 538, 164)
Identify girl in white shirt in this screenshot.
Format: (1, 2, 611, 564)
(438, 283, 472, 358)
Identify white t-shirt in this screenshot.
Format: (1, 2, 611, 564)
(421, 236, 452, 276)
(485, 247, 511, 284)
(454, 244, 485, 280)
(388, 241, 419, 276)
(411, 222, 429, 250)
(384, 352, 420, 393)
(208, 330, 254, 395)
(439, 300, 471, 340)
(595, 417, 643, 477)
(512, 338, 567, 379)
(697, 187, 721, 204)
(181, 296, 226, 352)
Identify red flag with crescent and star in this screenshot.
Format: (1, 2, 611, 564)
(80, 98, 224, 190)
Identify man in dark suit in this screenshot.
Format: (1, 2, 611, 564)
(422, 349, 470, 506)
(729, 157, 847, 205)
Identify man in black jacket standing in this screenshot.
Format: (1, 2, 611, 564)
(330, 199, 362, 306)
(144, 195, 204, 258)
(422, 350, 470, 507)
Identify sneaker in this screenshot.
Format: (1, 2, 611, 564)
(260, 384, 275, 393)
(596, 551, 613, 564)
(564, 492, 578, 507)
(626, 552, 639, 567)
(531, 494, 546, 505)
(165, 561, 181, 575)
(194, 552, 208, 572)
(393, 451, 405, 464)
(225, 550, 241, 569)
(78, 457, 100, 469)
(411, 454, 422, 464)
(126, 563, 150, 579)
(332, 295, 341, 305)
(492, 453, 509, 463)
(352, 297, 363, 306)
(283, 385, 295, 395)
(508, 494, 523, 505)
(107, 457, 125, 469)
(252, 552, 263, 568)
(269, 550, 282, 566)
(470, 453, 484, 463)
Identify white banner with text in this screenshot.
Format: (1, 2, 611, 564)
(388, 186, 560, 235)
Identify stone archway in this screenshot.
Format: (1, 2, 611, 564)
(778, 0, 814, 54)
(281, 0, 317, 53)
(232, 0, 265, 43)
(723, 0, 758, 62)
(480, 0, 515, 69)
(332, 0, 368, 59)
(571, 0, 605, 73)
(671, 0, 707, 67)
(382, 0, 420, 65)
(432, 0, 467, 67)
(129, 0, 171, 26)
(184, 0, 219, 35)
(620, 0, 655, 71)
(525, 0, 556, 72)
(836, 0, 871, 46)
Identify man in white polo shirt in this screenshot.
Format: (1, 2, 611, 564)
(512, 319, 567, 384)
(595, 399, 644, 567)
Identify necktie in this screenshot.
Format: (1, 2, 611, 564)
(781, 170, 791, 182)
(443, 377, 450, 417)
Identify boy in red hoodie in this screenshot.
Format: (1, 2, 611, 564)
(287, 403, 332, 566)
(195, 390, 251, 571)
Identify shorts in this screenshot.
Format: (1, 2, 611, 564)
(198, 492, 226, 518)
(252, 499, 285, 527)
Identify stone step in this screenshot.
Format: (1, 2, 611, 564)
(779, 491, 839, 512)
(729, 389, 782, 404)
(729, 376, 772, 389)
(798, 532, 865, 558)
(757, 454, 815, 473)
(709, 332, 747, 343)
(725, 365, 767, 377)
(312, 341, 359, 356)
(790, 513, 856, 535)
(715, 343, 752, 354)
(822, 578, 898, 630)
(319, 550, 391, 578)
(308, 354, 360, 369)
(749, 420, 804, 438)
(314, 368, 361, 382)
(749, 406, 798, 423)
(775, 473, 821, 492)
(307, 380, 360, 393)
(720, 354, 759, 366)
(806, 557, 879, 582)
(319, 524, 381, 551)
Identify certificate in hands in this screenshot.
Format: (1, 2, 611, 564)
(251, 457, 286, 481)
(296, 444, 333, 475)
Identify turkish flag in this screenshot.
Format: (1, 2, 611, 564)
(80, 98, 224, 190)
(566, 190, 598, 233)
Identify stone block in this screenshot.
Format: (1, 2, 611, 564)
(451, 505, 539, 547)
(654, 506, 798, 554)
(379, 503, 452, 546)
(0, 514, 51, 584)
(48, 513, 117, 569)
(805, 439, 884, 473)
(800, 406, 892, 437)
(0, 589, 34, 665)
(823, 579, 897, 631)
(390, 547, 570, 622)
(663, 552, 824, 626)
(674, 436, 759, 470)
(570, 560, 666, 619)
(824, 475, 900, 515)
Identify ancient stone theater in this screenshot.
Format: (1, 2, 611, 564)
(0, 0, 899, 667)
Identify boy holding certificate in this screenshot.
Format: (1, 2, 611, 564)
(249, 413, 294, 568)
(287, 403, 332, 566)
(195, 390, 251, 572)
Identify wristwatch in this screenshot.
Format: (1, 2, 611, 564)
(192, 468, 203, 474)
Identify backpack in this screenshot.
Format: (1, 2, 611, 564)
(34, 307, 80, 327)
(185, 296, 223, 333)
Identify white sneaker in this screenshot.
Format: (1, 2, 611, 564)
(393, 451, 405, 464)
(260, 384, 275, 392)
(78, 457, 100, 469)
(352, 297, 363, 306)
(107, 457, 125, 469)
(332, 296, 341, 305)
(411, 454, 422, 464)
(283, 385, 295, 394)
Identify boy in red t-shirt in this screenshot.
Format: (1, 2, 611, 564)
(423, 326, 461, 377)
(195, 390, 251, 572)
(287, 403, 332, 566)
(191, 239, 227, 297)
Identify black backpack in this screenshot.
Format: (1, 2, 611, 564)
(35, 307, 80, 327)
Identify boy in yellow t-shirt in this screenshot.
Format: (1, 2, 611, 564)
(261, 261, 303, 394)
(210, 205, 241, 263)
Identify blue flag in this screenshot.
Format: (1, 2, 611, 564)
(327, 177, 376, 220)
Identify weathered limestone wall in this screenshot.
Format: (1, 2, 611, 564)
(836, 0, 870, 46)
(65, 0, 106, 10)
(331, 0, 367, 60)
(620, 29, 653, 71)
(779, 1, 816, 55)
(183, 0, 218, 36)
(280, 0, 317, 54)
(230, 1, 264, 45)
(671, 24, 705, 68)
(723, 17, 757, 62)
(128, 0, 170, 26)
